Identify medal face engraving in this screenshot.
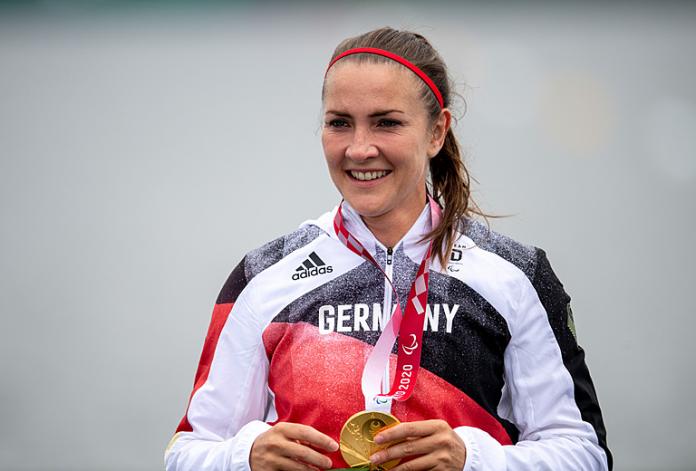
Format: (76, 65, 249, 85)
(340, 411, 401, 470)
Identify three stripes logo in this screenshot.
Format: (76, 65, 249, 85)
(292, 252, 334, 281)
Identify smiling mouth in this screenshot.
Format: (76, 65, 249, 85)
(347, 170, 392, 181)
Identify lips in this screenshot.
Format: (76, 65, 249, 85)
(347, 170, 392, 181)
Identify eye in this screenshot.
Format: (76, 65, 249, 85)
(326, 118, 349, 128)
(377, 119, 402, 128)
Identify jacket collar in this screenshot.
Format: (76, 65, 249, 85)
(310, 201, 433, 264)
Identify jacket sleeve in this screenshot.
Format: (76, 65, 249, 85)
(455, 249, 612, 471)
(164, 258, 273, 471)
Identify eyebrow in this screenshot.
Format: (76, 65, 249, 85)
(324, 109, 405, 117)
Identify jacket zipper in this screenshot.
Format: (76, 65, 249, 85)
(382, 247, 394, 394)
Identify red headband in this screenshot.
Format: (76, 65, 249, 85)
(325, 47, 444, 108)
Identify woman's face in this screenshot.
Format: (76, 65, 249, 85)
(322, 61, 449, 225)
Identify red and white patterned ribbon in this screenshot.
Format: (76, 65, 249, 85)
(333, 196, 442, 410)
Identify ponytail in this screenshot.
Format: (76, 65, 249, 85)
(428, 127, 479, 267)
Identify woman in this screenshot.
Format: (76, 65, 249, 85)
(165, 27, 611, 471)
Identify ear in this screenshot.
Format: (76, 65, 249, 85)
(427, 108, 452, 158)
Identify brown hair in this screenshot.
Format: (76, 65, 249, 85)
(322, 26, 483, 266)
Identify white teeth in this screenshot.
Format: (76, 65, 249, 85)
(350, 170, 388, 181)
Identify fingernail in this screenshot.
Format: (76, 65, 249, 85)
(370, 453, 382, 464)
(374, 434, 385, 444)
(330, 440, 339, 451)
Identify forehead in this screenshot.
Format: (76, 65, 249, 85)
(323, 61, 424, 111)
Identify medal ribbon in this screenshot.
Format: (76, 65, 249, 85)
(333, 197, 441, 409)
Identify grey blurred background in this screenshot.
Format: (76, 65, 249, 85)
(1, 2, 695, 470)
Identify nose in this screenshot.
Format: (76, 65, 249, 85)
(345, 127, 378, 161)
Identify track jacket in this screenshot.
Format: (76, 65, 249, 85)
(165, 202, 612, 471)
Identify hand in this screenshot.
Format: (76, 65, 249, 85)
(370, 419, 467, 471)
(250, 422, 339, 471)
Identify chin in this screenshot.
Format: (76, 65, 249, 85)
(344, 197, 389, 219)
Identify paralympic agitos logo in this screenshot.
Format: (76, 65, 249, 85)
(292, 252, 333, 280)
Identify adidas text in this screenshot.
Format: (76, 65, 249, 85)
(292, 252, 333, 280)
(292, 265, 334, 280)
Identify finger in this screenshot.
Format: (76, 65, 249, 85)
(252, 445, 318, 471)
(374, 420, 442, 444)
(279, 423, 340, 452)
(282, 441, 334, 469)
(370, 435, 438, 465)
(271, 456, 319, 471)
(389, 454, 440, 471)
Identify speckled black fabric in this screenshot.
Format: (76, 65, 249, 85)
(215, 258, 247, 305)
(244, 225, 323, 281)
(216, 225, 323, 305)
(461, 218, 539, 280)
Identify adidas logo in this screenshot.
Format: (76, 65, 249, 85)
(292, 252, 333, 280)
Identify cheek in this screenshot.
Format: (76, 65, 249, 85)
(395, 140, 429, 170)
(320, 131, 330, 155)
(322, 134, 344, 167)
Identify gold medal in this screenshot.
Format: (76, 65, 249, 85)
(339, 411, 401, 470)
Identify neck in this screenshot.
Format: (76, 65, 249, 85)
(361, 202, 426, 248)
